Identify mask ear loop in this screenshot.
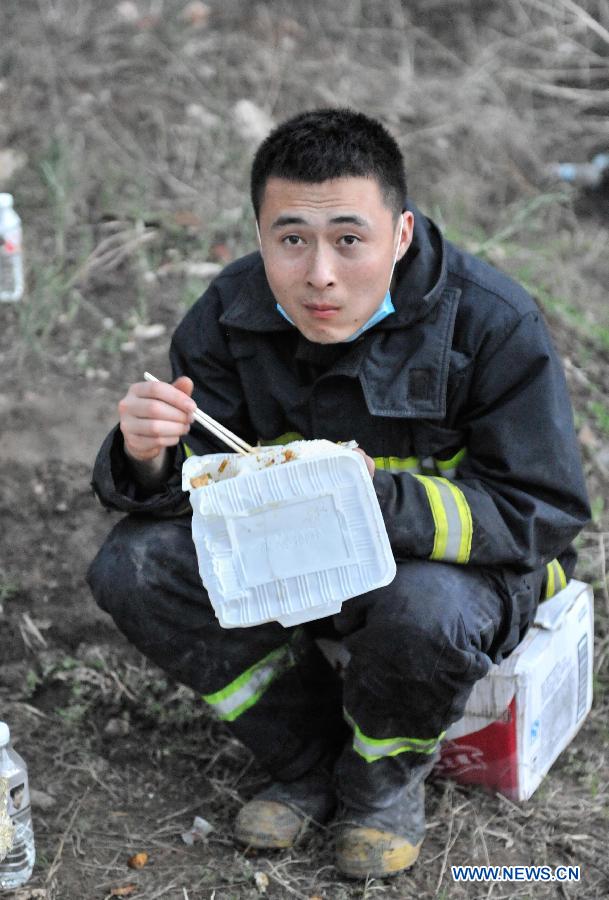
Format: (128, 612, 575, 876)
(255, 220, 262, 253)
(386, 213, 404, 295)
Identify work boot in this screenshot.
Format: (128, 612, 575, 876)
(234, 760, 336, 849)
(334, 758, 434, 879)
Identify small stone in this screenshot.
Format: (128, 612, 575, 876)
(116, 1, 139, 22)
(133, 323, 166, 340)
(254, 871, 269, 893)
(181, 814, 213, 844)
(30, 789, 57, 811)
(180, 1, 211, 27)
(578, 423, 598, 449)
(232, 99, 274, 143)
(120, 341, 136, 353)
(104, 717, 130, 737)
(0, 148, 27, 183)
(186, 104, 221, 129)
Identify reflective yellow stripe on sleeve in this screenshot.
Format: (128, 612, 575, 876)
(202, 641, 296, 722)
(545, 558, 567, 599)
(434, 448, 467, 480)
(344, 709, 444, 763)
(372, 449, 467, 479)
(373, 456, 421, 473)
(412, 475, 473, 564)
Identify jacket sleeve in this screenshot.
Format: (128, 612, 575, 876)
(91, 284, 255, 515)
(373, 309, 591, 571)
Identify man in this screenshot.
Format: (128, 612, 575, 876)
(88, 108, 590, 879)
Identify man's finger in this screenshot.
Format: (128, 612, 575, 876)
(173, 375, 194, 398)
(132, 380, 197, 414)
(123, 396, 194, 425)
(121, 416, 192, 439)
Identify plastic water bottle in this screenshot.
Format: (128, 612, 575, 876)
(0, 194, 24, 301)
(0, 723, 35, 890)
(549, 153, 609, 189)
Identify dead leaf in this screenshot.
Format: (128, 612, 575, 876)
(127, 851, 149, 869)
(173, 210, 203, 229)
(211, 242, 232, 264)
(8, 891, 49, 900)
(107, 885, 137, 898)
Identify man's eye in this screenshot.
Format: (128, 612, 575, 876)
(282, 234, 302, 246)
(340, 235, 360, 246)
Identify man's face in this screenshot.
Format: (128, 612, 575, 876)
(257, 176, 414, 344)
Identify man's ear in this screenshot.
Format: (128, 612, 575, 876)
(397, 210, 414, 261)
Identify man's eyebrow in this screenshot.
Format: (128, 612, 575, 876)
(329, 215, 369, 227)
(270, 214, 369, 228)
(271, 215, 309, 229)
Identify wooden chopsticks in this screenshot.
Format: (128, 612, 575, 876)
(143, 372, 254, 456)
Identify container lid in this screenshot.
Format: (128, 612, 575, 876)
(0, 722, 10, 746)
(183, 441, 396, 628)
(0, 193, 14, 208)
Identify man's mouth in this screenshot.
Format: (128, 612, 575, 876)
(303, 302, 341, 319)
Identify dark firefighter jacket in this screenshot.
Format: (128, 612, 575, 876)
(92, 204, 591, 604)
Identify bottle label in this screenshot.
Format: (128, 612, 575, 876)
(2, 774, 29, 818)
(7, 781, 28, 818)
(0, 228, 21, 255)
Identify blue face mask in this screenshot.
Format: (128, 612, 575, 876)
(276, 290, 395, 341)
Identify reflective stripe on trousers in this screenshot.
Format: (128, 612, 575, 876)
(344, 709, 445, 763)
(202, 639, 297, 722)
(545, 558, 567, 599)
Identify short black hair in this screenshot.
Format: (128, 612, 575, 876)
(250, 108, 407, 220)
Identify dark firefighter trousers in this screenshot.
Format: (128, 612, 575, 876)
(87, 514, 540, 815)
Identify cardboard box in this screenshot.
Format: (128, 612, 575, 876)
(435, 580, 594, 801)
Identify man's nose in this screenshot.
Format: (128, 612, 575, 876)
(306, 245, 336, 289)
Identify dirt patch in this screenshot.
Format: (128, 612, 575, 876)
(1, 1, 609, 898)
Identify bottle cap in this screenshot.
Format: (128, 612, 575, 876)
(0, 193, 14, 208)
(0, 722, 10, 746)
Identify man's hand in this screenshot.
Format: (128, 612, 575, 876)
(118, 376, 196, 463)
(354, 447, 375, 478)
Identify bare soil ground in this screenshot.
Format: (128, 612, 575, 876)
(1, 1, 609, 898)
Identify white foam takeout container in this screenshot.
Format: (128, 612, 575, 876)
(182, 440, 396, 628)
